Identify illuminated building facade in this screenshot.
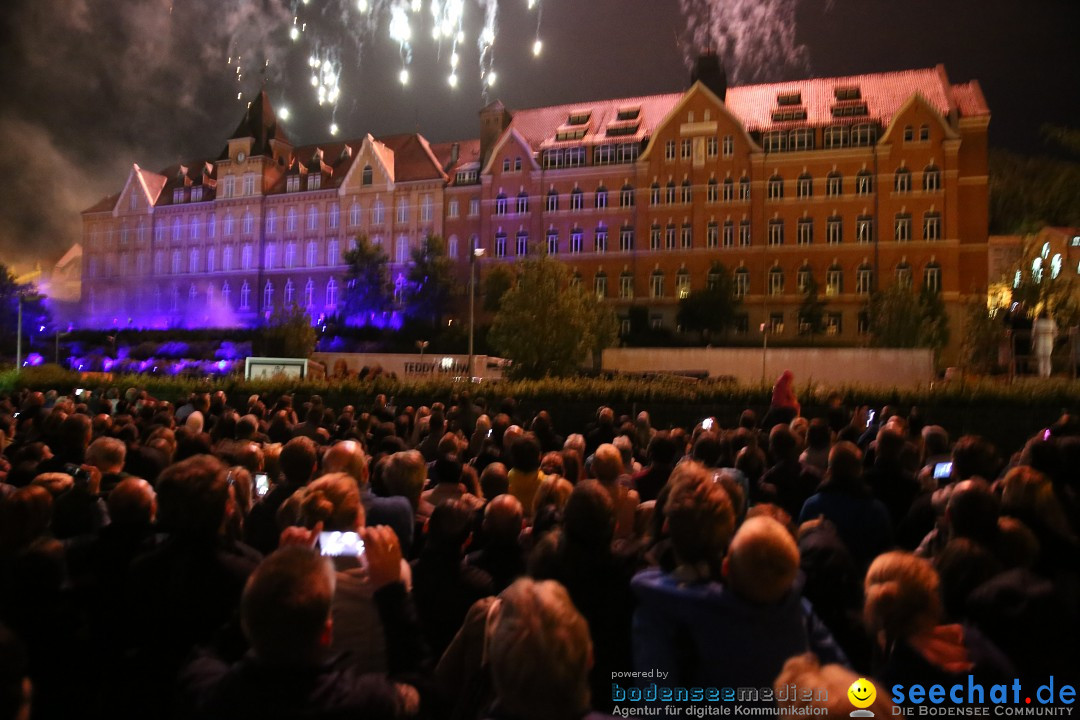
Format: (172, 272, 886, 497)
(82, 58, 990, 343)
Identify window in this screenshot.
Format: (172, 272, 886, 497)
(797, 218, 813, 245)
(680, 224, 692, 249)
(326, 278, 338, 307)
(372, 200, 385, 225)
(903, 125, 914, 142)
(826, 172, 842, 197)
(923, 165, 941, 192)
(594, 145, 615, 165)
(768, 218, 784, 246)
(823, 126, 848, 149)
(287, 176, 300, 193)
(763, 131, 786, 152)
(243, 211, 254, 235)
(718, 178, 732, 203)
(129, 191, 138, 210)
(514, 157, 522, 171)
(620, 184, 634, 207)
(516, 191, 529, 214)
(447, 200, 459, 219)
(722, 135, 734, 157)
(722, 221, 735, 248)
(664, 140, 676, 161)
(222, 245, 233, 272)
(619, 226, 634, 252)
(448, 236, 459, 259)
(170, 250, 181, 275)
(264, 243, 276, 269)
(706, 266, 722, 290)
(517, 231, 529, 256)
(707, 136, 718, 158)
(243, 174, 256, 196)
(546, 230, 558, 255)
(266, 209, 278, 235)
(676, 270, 691, 299)
(924, 263, 941, 292)
(919, 124, 930, 141)
(826, 266, 842, 296)
(546, 189, 559, 212)
(306, 241, 319, 267)
(470, 199, 480, 216)
(649, 183, 660, 206)
(796, 174, 813, 198)
(740, 177, 751, 201)
(570, 229, 583, 254)
(851, 123, 878, 146)
(790, 128, 814, 151)
(707, 179, 718, 203)
(172, 218, 182, 242)
(768, 175, 784, 200)
(286, 208, 297, 233)
(396, 199, 408, 224)
(856, 265, 873, 295)
(665, 223, 676, 250)
(328, 204, 340, 230)
(734, 268, 749, 298)
(304, 279, 315, 307)
(797, 266, 812, 293)
(395, 237, 409, 264)
(306, 206, 318, 231)
(595, 186, 608, 209)
(894, 168, 911, 193)
(570, 189, 583, 211)
(362, 165, 373, 185)
(284, 279, 295, 306)
(706, 221, 719, 249)
(855, 170, 874, 195)
(665, 182, 676, 205)
(856, 216, 874, 243)
(327, 239, 339, 266)
(827, 216, 843, 244)
(241, 244, 253, 270)
(239, 280, 251, 310)
(619, 273, 634, 299)
(681, 138, 692, 159)
(681, 180, 692, 204)
(896, 263, 912, 288)
(650, 270, 664, 298)
(923, 211, 941, 241)
(263, 281, 274, 309)
(769, 267, 784, 296)
(190, 248, 202, 273)
(894, 213, 911, 242)
(739, 220, 751, 247)
(502, 158, 510, 173)
(285, 242, 297, 268)
(222, 176, 236, 198)
(594, 272, 607, 299)
(650, 224, 661, 251)
(186, 221, 196, 242)
(495, 232, 507, 258)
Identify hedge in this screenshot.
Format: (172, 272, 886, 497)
(2, 365, 1077, 455)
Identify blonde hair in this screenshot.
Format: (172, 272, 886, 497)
(864, 552, 941, 642)
(486, 579, 592, 720)
(775, 654, 893, 718)
(664, 461, 735, 567)
(533, 475, 573, 516)
(299, 473, 364, 531)
(726, 516, 799, 604)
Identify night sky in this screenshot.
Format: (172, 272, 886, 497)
(1, 0, 1076, 266)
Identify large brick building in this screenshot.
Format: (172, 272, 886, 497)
(81, 57, 990, 344)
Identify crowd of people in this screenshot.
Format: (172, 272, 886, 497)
(0, 374, 1077, 719)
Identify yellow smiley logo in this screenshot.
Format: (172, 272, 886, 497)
(848, 678, 877, 709)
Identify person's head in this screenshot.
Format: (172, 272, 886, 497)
(591, 443, 624, 484)
(155, 455, 230, 539)
(480, 462, 509, 499)
(563, 433, 586, 457)
(236, 414, 259, 440)
(300, 473, 364, 532)
(533, 475, 573, 517)
(561, 479, 615, 549)
(432, 455, 464, 486)
(921, 425, 950, 458)
(774, 654, 893, 718)
(612, 434, 635, 466)
(383, 450, 427, 509)
(724, 516, 799, 604)
(951, 435, 999, 482)
(58, 413, 92, 456)
(768, 424, 799, 464)
(484, 493, 524, 546)
(0, 486, 53, 551)
(945, 479, 999, 545)
(997, 465, 1071, 535)
(241, 546, 335, 665)
(321, 440, 369, 488)
(86, 436, 126, 475)
(664, 461, 735, 569)
(279, 436, 318, 487)
(107, 478, 156, 526)
(805, 418, 831, 451)
(864, 552, 941, 643)
(646, 431, 678, 466)
(426, 499, 474, 552)
(540, 451, 565, 477)
(934, 538, 1002, 620)
(486, 579, 593, 720)
(508, 433, 541, 473)
(30, 473, 74, 498)
(691, 432, 723, 468)
(826, 441, 863, 487)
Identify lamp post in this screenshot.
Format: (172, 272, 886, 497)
(55, 330, 70, 366)
(14, 292, 40, 373)
(467, 247, 485, 381)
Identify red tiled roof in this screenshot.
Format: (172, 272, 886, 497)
(507, 92, 684, 150)
(84, 193, 119, 214)
(430, 138, 481, 173)
(950, 81, 990, 119)
(374, 133, 448, 182)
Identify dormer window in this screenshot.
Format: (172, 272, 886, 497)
(772, 107, 807, 122)
(191, 186, 203, 202)
(616, 107, 640, 121)
(777, 91, 802, 106)
(173, 188, 185, 204)
(555, 128, 587, 141)
(308, 174, 322, 191)
(362, 164, 373, 186)
(831, 102, 868, 118)
(834, 85, 861, 100)
(567, 110, 591, 125)
(287, 176, 300, 193)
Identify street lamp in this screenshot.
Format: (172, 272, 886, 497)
(467, 247, 486, 381)
(14, 292, 41, 373)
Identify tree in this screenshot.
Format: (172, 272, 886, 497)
(797, 275, 827, 342)
(960, 297, 1006, 375)
(488, 255, 617, 378)
(482, 263, 516, 312)
(0, 262, 50, 357)
(867, 283, 949, 357)
(256, 303, 316, 358)
(676, 264, 740, 341)
(405, 234, 452, 326)
(342, 235, 391, 324)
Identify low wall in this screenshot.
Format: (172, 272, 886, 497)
(312, 352, 507, 380)
(602, 347, 934, 388)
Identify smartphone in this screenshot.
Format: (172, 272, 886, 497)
(933, 461, 953, 480)
(702, 418, 714, 431)
(866, 409, 876, 428)
(1043, 428, 1052, 441)
(254, 473, 270, 499)
(486, 428, 493, 438)
(319, 531, 365, 558)
(75, 388, 85, 397)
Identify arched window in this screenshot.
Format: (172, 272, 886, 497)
(826, 264, 843, 296)
(894, 167, 911, 193)
(327, 239, 339, 266)
(304, 279, 315, 307)
(495, 192, 508, 216)
(675, 268, 691, 299)
(856, 264, 874, 295)
(263, 281, 274, 309)
(350, 202, 361, 227)
(923, 164, 941, 192)
(895, 262, 912, 288)
(306, 241, 318, 267)
(448, 235, 459, 259)
(923, 262, 941, 293)
(650, 269, 665, 298)
(239, 281, 251, 310)
(222, 281, 231, 306)
(768, 266, 784, 296)
(734, 268, 749, 297)
(362, 165, 373, 185)
(594, 270, 607, 299)
(326, 278, 338, 307)
(284, 279, 295, 306)
(266, 209, 278, 234)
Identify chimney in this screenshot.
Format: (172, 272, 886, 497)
(450, 142, 460, 167)
(691, 51, 728, 102)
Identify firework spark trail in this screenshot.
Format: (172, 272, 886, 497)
(678, 0, 809, 83)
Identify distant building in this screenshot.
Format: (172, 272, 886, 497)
(81, 56, 990, 347)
